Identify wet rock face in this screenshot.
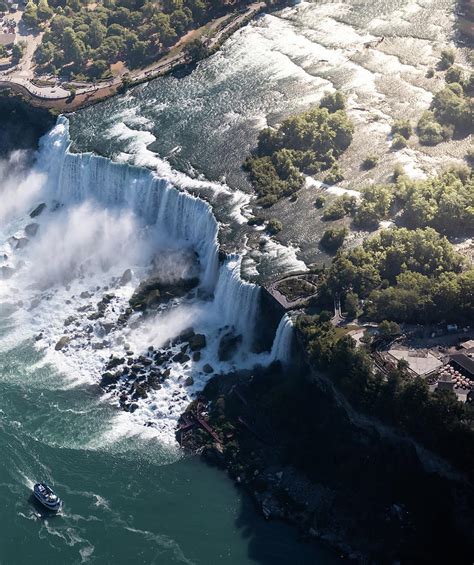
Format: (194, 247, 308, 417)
(172, 351, 190, 364)
(1, 266, 15, 279)
(129, 276, 199, 311)
(100, 371, 120, 387)
(218, 332, 242, 361)
(55, 335, 70, 351)
(25, 223, 39, 237)
(120, 269, 133, 285)
(14, 237, 29, 250)
(189, 334, 206, 351)
(30, 203, 47, 218)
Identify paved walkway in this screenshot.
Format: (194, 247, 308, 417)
(0, 1, 264, 104)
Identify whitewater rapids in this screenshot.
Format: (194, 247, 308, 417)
(0, 117, 294, 445)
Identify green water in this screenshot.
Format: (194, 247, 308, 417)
(0, 338, 338, 564)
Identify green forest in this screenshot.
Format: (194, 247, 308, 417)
(417, 52, 473, 145)
(22, 0, 245, 79)
(243, 92, 353, 206)
(321, 166, 474, 235)
(317, 226, 474, 324)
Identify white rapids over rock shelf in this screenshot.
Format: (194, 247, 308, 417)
(0, 117, 294, 445)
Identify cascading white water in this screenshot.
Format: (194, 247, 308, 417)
(39, 117, 220, 290)
(33, 117, 269, 342)
(213, 254, 260, 348)
(270, 314, 294, 366)
(0, 116, 298, 443)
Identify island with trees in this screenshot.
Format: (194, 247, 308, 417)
(243, 92, 354, 206)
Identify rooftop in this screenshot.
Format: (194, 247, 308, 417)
(450, 354, 474, 377)
(388, 349, 443, 377)
(0, 33, 15, 45)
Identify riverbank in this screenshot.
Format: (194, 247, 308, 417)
(0, 1, 265, 113)
(177, 358, 474, 562)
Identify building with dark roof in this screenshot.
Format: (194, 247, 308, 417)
(449, 354, 474, 379)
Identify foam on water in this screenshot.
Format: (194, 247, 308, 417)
(0, 118, 295, 446)
(105, 119, 252, 224)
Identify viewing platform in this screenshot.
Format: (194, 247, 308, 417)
(263, 273, 320, 312)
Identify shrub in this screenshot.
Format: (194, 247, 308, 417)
(432, 85, 472, 133)
(426, 68, 435, 78)
(247, 216, 265, 226)
(378, 320, 401, 338)
(417, 111, 444, 145)
(466, 148, 474, 166)
(391, 119, 412, 139)
(392, 163, 405, 181)
(392, 134, 408, 149)
(322, 194, 357, 221)
(319, 91, 346, 112)
(324, 164, 344, 185)
(320, 227, 348, 252)
(361, 155, 379, 169)
(314, 195, 326, 208)
(266, 218, 282, 235)
(445, 66, 463, 84)
(353, 184, 394, 230)
(438, 48, 455, 70)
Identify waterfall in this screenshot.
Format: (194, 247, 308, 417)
(36, 117, 263, 341)
(213, 255, 260, 347)
(38, 118, 220, 290)
(270, 314, 294, 366)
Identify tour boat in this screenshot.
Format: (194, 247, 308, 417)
(33, 482, 62, 511)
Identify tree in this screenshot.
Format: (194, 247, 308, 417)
(184, 38, 209, 61)
(391, 119, 412, 139)
(37, 0, 54, 21)
(127, 39, 148, 67)
(22, 0, 39, 28)
(445, 66, 463, 84)
(344, 291, 359, 319)
(87, 59, 109, 78)
(320, 91, 346, 112)
(392, 134, 407, 149)
(417, 111, 444, 145)
(11, 42, 26, 64)
(35, 41, 55, 65)
(86, 19, 107, 49)
(266, 218, 282, 235)
(361, 154, 378, 169)
(378, 320, 401, 339)
(320, 227, 348, 252)
(170, 8, 192, 35)
(438, 48, 455, 70)
(432, 85, 472, 132)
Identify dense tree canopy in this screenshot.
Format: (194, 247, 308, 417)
(397, 167, 474, 236)
(346, 167, 473, 235)
(325, 227, 473, 324)
(417, 71, 473, 144)
(296, 312, 474, 480)
(27, 0, 238, 79)
(244, 92, 353, 206)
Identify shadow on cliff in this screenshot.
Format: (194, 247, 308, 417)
(200, 365, 474, 564)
